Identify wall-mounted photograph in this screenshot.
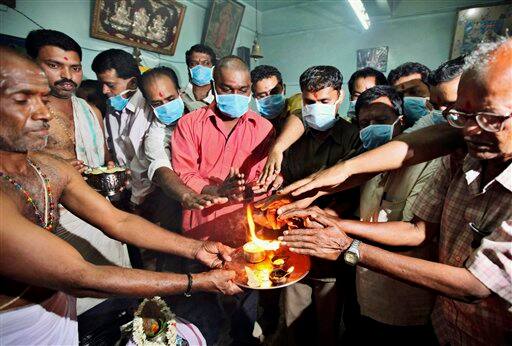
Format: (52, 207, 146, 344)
(451, 3, 512, 58)
(90, 0, 186, 56)
(202, 0, 245, 59)
(356, 46, 389, 72)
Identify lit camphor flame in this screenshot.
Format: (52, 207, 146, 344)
(246, 205, 280, 250)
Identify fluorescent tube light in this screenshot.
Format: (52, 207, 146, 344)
(348, 0, 371, 30)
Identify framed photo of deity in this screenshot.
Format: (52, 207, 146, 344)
(451, 3, 512, 58)
(90, 0, 186, 56)
(356, 46, 389, 72)
(202, 0, 246, 59)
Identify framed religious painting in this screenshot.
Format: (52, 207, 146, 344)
(451, 3, 512, 58)
(90, 0, 186, 56)
(202, 0, 245, 59)
(356, 46, 389, 72)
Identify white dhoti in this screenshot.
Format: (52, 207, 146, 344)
(56, 206, 131, 314)
(0, 292, 78, 345)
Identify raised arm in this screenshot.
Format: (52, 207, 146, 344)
(258, 114, 305, 183)
(280, 123, 464, 197)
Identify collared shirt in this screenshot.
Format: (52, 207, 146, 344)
(282, 117, 362, 184)
(104, 89, 154, 204)
(171, 103, 275, 247)
(181, 83, 214, 113)
(357, 158, 441, 326)
(143, 118, 175, 181)
(267, 93, 302, 133)
(412, 155, 512, 345)
(282, 117, 363, 281)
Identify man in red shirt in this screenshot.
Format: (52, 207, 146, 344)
(171, 55, 274, 344)
(172, 56, 274, 246)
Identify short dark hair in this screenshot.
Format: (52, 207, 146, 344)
(138, 66, 180, 99)
(250, 65, 283, 89)
(92, 49, 140, 79)
(348, 67, 388, 96)
(185, 44, 217, 67)
(355, 85, 404, 118)
(299, 65, 343, 92)
(427, 56, 466, 87)
(387, 62, 430, 85)
(25, 29, 82, 60)
(76, 80, 107, 116)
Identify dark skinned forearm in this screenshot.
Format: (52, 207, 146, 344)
(358, 243, 490, 303)
(66, 264, 204, 298)
(153, 166, 195, 203)
(105, 211, 200, 259)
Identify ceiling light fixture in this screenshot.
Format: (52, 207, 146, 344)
(348, 0, 371, 30)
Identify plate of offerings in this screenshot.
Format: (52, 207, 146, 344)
(224, 205, 310, 289)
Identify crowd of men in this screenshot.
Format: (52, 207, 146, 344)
(0, 28, 510, 346)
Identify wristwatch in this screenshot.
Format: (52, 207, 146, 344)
(344, 239, 361, 266)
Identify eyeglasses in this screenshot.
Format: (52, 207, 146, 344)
(444, 109, 512, 132)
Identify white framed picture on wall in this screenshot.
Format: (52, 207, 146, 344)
(451, 3, 512, 58)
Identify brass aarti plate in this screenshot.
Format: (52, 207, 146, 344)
(225, 247, 310, 290)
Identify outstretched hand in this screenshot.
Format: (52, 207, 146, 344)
(181, 192, 228, 210)
(277, 207, 353, 261)
(278, 162, 351, 198)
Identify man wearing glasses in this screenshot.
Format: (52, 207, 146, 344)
(278, 38, 512, 345)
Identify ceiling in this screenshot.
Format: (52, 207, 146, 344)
(242, 0, 506, 16)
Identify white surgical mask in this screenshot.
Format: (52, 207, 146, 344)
(302, 94, 342, 131)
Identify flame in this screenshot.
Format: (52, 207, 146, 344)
(246, 205, 280, 251)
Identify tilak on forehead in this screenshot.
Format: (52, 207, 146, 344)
(64, 56, 69, 61)
(158, 91, 163, 97)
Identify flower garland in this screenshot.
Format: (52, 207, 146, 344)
(132, 296, 177, 346)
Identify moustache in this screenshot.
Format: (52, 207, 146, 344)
(54, 78, 78, 88)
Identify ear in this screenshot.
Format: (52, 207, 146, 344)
(127, 77, 138, 90)
(338, 89, 345, 103)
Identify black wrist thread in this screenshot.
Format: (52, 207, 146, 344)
(184, 273, 193, 297)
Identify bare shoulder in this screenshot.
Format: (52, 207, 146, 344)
(30, 151, 76, 183)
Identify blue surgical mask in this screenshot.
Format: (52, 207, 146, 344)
(347, 100, 357, 120)
(431, 109, 447, 125)
(256, 93, 286, 119)
(359, 118, 400, 150)
(190, 65, 213, 86)
(108, 89, 135, 111)
(152, 97, 185, 125)
(214, 90, 251, 118)
(303, 102, 339, 131)
(403, 96, 429, 127)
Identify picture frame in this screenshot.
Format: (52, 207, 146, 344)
(202, 0, 246, 59)
(451, 3, 511, 58)
(356, 46, 389, 72)
(90, 0, 186, 56)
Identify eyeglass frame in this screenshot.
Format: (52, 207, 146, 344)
(443, 108, 512, 132)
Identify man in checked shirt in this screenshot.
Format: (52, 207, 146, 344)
(278, 38, 512, 345)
